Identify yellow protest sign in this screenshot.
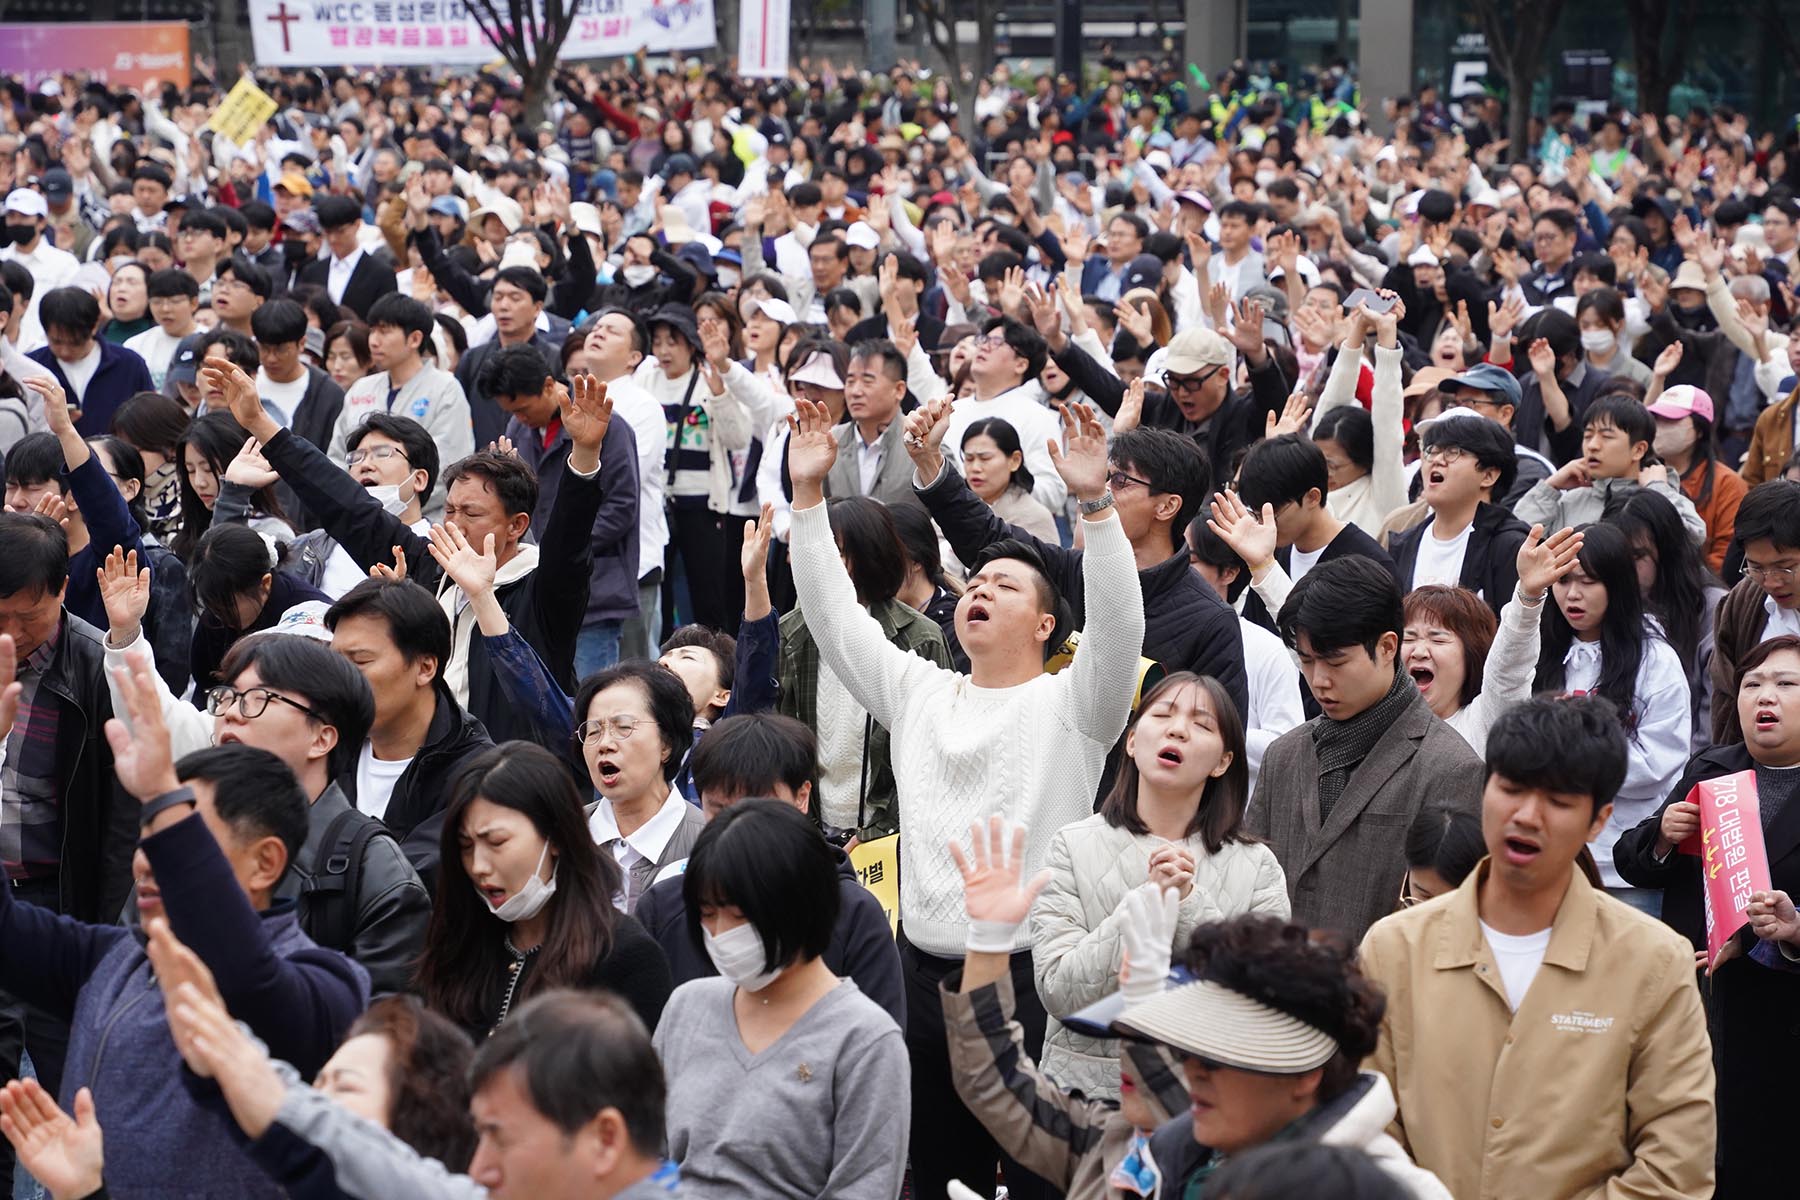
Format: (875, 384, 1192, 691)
(849, 834, 899, 936)
(208, 77, 279, 146)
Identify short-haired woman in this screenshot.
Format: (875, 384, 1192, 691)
(655, 799, 909, 1198)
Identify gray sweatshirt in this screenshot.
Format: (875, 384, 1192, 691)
(1512, 474, 1707, 545)
(653, 977, 910, 1199)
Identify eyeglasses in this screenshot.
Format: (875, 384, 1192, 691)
(1421, 445, 1472, 467)
(1746, 563, 1800, 585)
(1164, 365, 1224, 395)
(1107, 469, 1154, 492)
(976, 333, 1011, 349)
(576, 714, 645, 744)
(347, 445, 409, 466)
(206, 685, 320, 721)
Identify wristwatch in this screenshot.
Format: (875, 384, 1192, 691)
(1078, 490, 1116, 515)
(139, 785, 198, 828)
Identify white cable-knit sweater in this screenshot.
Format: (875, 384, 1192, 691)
(790, 499, 1147, 956)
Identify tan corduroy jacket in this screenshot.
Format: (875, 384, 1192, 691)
(1357, 862, 1716, 1200)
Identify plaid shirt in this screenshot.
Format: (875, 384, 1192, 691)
(2, 624, 64, 880)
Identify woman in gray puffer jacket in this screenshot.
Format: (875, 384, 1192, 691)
(1030, 672, 1289, 1100)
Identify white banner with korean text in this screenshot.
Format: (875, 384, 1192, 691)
(248, 0, 715, 67)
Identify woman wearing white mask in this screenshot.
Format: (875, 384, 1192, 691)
(1575, 288, 1651, 385)
(415, 741, 673, 1041)
(655, 799, 910, 1199)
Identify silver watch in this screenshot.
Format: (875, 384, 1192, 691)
(1078, 490, 1115, 515)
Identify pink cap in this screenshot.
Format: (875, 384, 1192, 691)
(1645, 384, 1714, 423)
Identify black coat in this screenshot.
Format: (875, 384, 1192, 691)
(1388, 502, 1529, 616)
(915, 462, 1249, 718)
(1614, 742, 1800, 1198)
(455, 332, 560, 449)
(275, 366, 347, 528)
(634, 851, 906, 1030)
(258, 426, 600, 740)
(298, 251, 397, 321)
(1242, 523, 1398, 635)
(337, 681, 493, 888)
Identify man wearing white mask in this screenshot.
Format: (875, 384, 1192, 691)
(1, 189, 79, 354)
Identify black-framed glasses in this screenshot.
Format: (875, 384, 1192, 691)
(347, 445, 409, 466)
(1164, 365, 1224, 395)
(1107, 469, 1155, 492)
(206, 685, 320, 721)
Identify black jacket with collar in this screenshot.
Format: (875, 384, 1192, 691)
(1242, 522, 1399, 635)
(456, 331, 559, 449)
(278, 781, 431, 997)
(38, 613, 137, 924)
(915, 461, 1249, 720)
(1388, 501, 1530, 616)
(274, 366, 347, 528)
(338, 681, 494, 889)
(259, 426, 599, 735)
(297, 251, 397, 321)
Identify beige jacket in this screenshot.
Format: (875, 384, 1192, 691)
(1357, 862, 1716, 1200)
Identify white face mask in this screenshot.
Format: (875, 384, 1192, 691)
(364, 483, 411, 515)
(1653, 420, 1696, 459)
(1255, 168, 1277, 188)
(1580, 328, 1616, 354)
(703, 918, 784, 992)
(716, 267, 740, 290)
(622, 264, 657, 288)
(479, 843, 558, 923)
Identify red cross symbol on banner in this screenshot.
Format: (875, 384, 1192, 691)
(267, 2, 301, 53)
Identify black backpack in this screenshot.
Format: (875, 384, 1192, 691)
(299, 808, 393, 953)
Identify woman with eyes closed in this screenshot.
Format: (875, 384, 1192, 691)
(414, 741, 672, 1041)
(1031, 673, 1288, 1100)
(1400, 525, 1584, 756)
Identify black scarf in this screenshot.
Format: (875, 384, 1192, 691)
(1311, 668, 1415, 823)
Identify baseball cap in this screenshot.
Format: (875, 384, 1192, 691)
(275, 171, 313, 198)
(166, 334, 205, 386)
(1437, 363, 1523, 409)
(269, 601, 335, 643)
(1174, 190, 1213, 213)
(663, 153, 698, 179)
(3, 189, 47, 218)
(1122, 253, 1164, 293)
(567, 201, 602, 239)
(470, 196, 524, 234)
(1161, 328, 1232, 376)
(427, 195, 469, 222)
(790, 351, 846, 390)
(39, 169, 72, 203)
(1403, 365, 1456, 399)
(282, 209, 323, 236)
(845, 221, 881, 250)
(1645, 384, 1714, 423)
(749, 297, 798, 325)
(303, 326, 327, 360)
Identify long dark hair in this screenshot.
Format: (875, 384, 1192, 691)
(1609, 489, 1719, 675)
(87, 435, 152, 534)
(961, 416, 1036, 497)
(415, 742, 622, 1030)
(1100, 672, 1250, 855)
(888, 503, 963, 598)
(173, 412, 287, 561)
(1534, 523, 1650, 729)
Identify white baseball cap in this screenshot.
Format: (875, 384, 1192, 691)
(844, 221, 881, 250)
(3, 189, 47, 219)
(749, 297, 799, 326)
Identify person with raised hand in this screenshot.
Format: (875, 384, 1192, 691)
(941, 816, 1194, 1200)
(198, 356, 605, 745)
(0, 640, 366, 1196)
(0, 1077, 102, 1200)
(788, 392, 1145, 1199)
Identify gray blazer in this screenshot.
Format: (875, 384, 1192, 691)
(827, 417, 928, 515)
(1244, 688, 1484, 943)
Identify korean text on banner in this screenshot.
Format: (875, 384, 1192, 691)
(247, 0, 715, 68)
(208, 78, 281, 147)
(849, 834, 898, 936)
(1678, 770, 1773, 968)
(0, 23, 189, 92)
(737, 0, 790, 79)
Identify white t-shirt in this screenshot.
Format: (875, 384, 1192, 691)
(122, 326, 186, 390)
(256, 369, 309, 429)
(1288, 542, 1328, 583)
(59, 344, 102, 405)
(320, 516, 431, 599)
(355, 741, 414, 822)
(1479, 920, 1552, 1011)
(1412, 520, 1475, 590)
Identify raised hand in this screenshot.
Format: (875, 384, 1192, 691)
(1224, 297, 1267, 361)
(1114, 376, 1145, 433)
(901, 395, 955, 478)
(31, 493, 67, 530)
(1640, 268, 1670, 314)
(144, 917, 225, 1019)
(102, 650, 180, 805)
(0, 1080, 103, 1200)
(1265, 391, 1312, 438)
(427, 522, 498, 599)
(561, 374, 613, 455)
(1652, 339, 1684, 379)
(21, 376, 74, 437)
(741, 502, 774, 583)
(1487, 293, 1525, 340)
(1515, 524, 1583, 598)
(1526, 337, 1557, 379)
(1115, 296, 1155, 346)
(1207, 489, 1278, 571)
(1116, 882, 1181, 1004)
(97, 547, 150, 645)
(1749, 890, 1800, 945)
(950, 815, 1050, 931)
(1372, 293, 1404, 346)
(368, 544, 408, 582)
(223, 436, 278, 490)
(997, 265, 1027, 318)
(785, 397, 840, 498)
(1061, 224, 1091, 264)
(199, 361, 274, 441)
(1048, 402, 1108, 505)
(1024, 278, 1061, 342)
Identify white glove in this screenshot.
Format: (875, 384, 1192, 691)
(1118, 883, 1180, 1005)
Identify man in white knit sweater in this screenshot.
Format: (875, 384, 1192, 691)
(786, 395, 1145, 1200)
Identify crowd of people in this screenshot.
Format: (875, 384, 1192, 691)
(0, 43, 1797, 1200)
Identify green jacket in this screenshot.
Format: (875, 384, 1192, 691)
(778, 597, 951, 840)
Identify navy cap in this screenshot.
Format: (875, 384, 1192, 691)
(663, 153, 698, 179)
(166, 334, 205, 386)
(40, 168, 73, 202)
(1122, 253, 1164, 294)
(1437, 362, 1523, 408)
